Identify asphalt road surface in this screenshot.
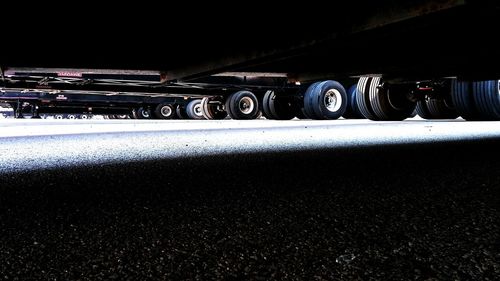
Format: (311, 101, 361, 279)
(0, 119, 499, 280)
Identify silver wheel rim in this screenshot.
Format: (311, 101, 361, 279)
(142, 111, 150, 118)
(160, 106, 172, 117)
(68, 115, 75, 119)
(194, 104, 203, 117)
(323, 89, 342, 112)
(239, 97, 255, 114)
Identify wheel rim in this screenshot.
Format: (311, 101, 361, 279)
(160, 106, 172, 117)
(194, 104, 203, 117)
(239, 97, 255, 114)
(142, 110, 150, 118)
(323, 89, 342, 112)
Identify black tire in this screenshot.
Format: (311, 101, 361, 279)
(154, 103, 176, 119)
(136, 107, 151, 119)
(309, 80, 347, 120)
(356, 77, 379, 120)
(224, 94, 235, 119)
(262, 90, 274, 119)
(201, 97, 212, 120)
(176, 105, 188, 119)
(416, 98, 458, 119)
(303, 82, 322, 119)
(265, 91, 295, 120)
(201, 97, 228, 120)
(356, 76, 415, 121)
(416, 100, 433, 119)
(343, 84, 364, 119)
(225, 91, 259, 120)
(427, 98, 458, 119)
(472, 80, 500, 120)
(451, 79, 480, 120)
(186, 99, 204, 119)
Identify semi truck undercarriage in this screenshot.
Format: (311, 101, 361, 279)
(1, 1, 499, 121)
(1, 69, 499, 121)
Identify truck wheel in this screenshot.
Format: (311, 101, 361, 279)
(79, 114, 89, 119)
(303, 82, 321, 119)
(416, 100, 433, 119)
(154, 103, 176, 119)
(176, 105, 188, 119)
(343, 84, 363, 119)
(451, 80, 480, 120)
(270, 94, 295, 120)
(186, 99, 204, 119)
(262, 90, 274, 119)
(472, 80, 500, 120)
(201, 97, 227, 120)
(427, 98, 458, 119)
(356, 77, 378, 120)
(55, 114, 64, 120)
(416, 98, 458, 119)
(263, 91, 295, 120)
(136, 107, 151, 119)
(309, 80, 347, 120)
(356, 76, 416, 121)
(225, 91, 259, 120)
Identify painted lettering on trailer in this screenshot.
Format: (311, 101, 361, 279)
(57, 72, 82, 77)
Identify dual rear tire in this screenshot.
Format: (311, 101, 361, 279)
(262, 90, 296, 120)
(356, 76, 416, 121)
(186, 99, 205, 120)
(201, 97, 228, 120)
(225, 91, 260, 120)
(154, 103, 176, 119)
(450, 79, 500, 120)
(416, 98, 458, 119)
(303, 80, 347, 120)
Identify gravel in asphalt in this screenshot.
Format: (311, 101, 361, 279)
(0, 135, 499, 280)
